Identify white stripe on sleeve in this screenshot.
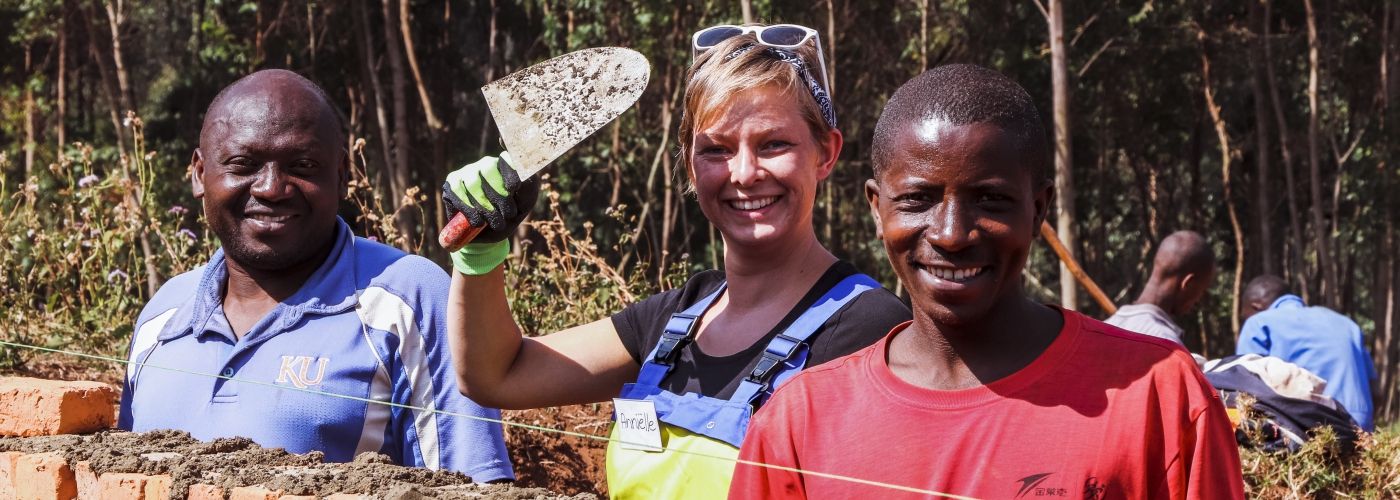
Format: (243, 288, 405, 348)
(355, 286, 442, 469)
(128, 308, 178, 381)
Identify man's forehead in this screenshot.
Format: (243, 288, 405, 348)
(202, 83, 336, 145)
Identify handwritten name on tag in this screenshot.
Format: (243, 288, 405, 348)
(614, 398, 663, 452)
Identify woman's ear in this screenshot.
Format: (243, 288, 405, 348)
(815, 128, 843, 182)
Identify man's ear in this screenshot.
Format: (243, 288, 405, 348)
(1032, 180, 1055, 236)
(815, 129, 844, 182)
(865, 178, 883, 240)
(1179, 273, 1196, 294)
(338, 150, 351, 199)
(191, 149, 206, 199)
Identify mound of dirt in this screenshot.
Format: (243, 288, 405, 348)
(0, 429, 594, 499)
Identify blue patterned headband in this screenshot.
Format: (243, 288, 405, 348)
(724, 43, 838, 130)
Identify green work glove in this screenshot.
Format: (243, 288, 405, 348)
(442, 152, 540, 275)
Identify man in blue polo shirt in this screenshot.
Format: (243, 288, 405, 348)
(118, 69, 513, 481)
(1236, 275, 1377, 432)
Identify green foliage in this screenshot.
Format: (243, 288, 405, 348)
(1241, 427, 1400, 499)
(0, 121, 212, 366)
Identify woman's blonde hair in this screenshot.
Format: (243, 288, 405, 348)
(677, 30, 834, 176)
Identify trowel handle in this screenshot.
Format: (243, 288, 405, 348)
(439, 212, 486, 252)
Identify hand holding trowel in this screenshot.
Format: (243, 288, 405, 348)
(439, 48, 650, 257)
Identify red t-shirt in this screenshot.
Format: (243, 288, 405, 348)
(730, 309, 1244, 500)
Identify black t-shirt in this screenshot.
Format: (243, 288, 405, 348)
(610, 261, 911, 400)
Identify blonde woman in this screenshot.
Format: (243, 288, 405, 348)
(442, 24, 909, 498)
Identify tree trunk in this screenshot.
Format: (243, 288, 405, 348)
(397, 0, 448, 240)
(398, 0, 445, 133)
(1199, 28, 1247, 332)
(1376, 0, 1398, 423)
(354, 1, 397, 213)
(825, 0, 836, 98)
(919, 0, 930, 72)
(1249, 0, 1275, 276)
(1262, 0, 1309, 300)
(56, 7, 67, 159)
(82, 4, 126, 158)
(1303, 0, 1337, 305)
(1049, 0, 1078, 310)
(477, 0, 499, 153)
(740, 0, 752, 24)
(23, 44, 35, 180)
(380, 0, 416, 247)
(102, 0, 136, 118)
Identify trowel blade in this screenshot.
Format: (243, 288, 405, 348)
(483, 47, 651, 179)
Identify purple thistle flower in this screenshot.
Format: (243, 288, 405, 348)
(168, 205, 188, 216)
(77, 174, 100, 188)
(106, 269, 129, 282)
(179, 229, 198, 241)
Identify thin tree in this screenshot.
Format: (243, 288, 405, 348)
(1248, 0, 1275, 276)
(1036, 0, 1079, 310)
(380, 0, 416, 246)
(1261, 0, 1309, 301)
(1198, 26, 1247, 332)
(1304, 0, 1337, 304)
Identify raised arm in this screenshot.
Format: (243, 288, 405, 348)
(441, 155, 637, 410)
(447, 266, 637, 409)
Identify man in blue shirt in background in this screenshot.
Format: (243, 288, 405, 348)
(118, 69, 514, 481)
(1236, 275, 1377, 432)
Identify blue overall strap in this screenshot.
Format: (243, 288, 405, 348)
(634, 284, 728, 389)
(729, 273, 881, 407)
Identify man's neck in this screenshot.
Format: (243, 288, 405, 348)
(1133, 279, 1178, 316)
(220, 239, 334, 338)
(889, 295, 1062, 391)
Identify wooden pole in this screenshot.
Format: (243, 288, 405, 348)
(1040, 221, 1117, 315)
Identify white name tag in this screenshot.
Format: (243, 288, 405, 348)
(613, 398, 663, 452)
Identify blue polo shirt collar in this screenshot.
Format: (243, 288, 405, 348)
(1270, 294, 1306, 310)
(156, 218, 360, 342)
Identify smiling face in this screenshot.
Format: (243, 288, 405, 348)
(866, 120, 1051, 328)
(689, 84, 840, 250)
(192, 77, 347, 272)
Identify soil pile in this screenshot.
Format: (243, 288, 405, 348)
(0, 429, 595, 499)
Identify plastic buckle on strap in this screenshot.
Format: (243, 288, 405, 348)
(748, 334, 803, 383)
(654, 312, 701, 364)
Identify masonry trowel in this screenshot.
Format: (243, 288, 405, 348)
(438, 47, 651, 251)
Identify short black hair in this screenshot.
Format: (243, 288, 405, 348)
(871, 64, 1050, 184)
(1244, 275, 1291, 305)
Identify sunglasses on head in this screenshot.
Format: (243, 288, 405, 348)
(691, 24, 832, 96)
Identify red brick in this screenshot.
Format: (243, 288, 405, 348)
(0, 451, 25, 498)
(97, 473, 146, 500)
(186, 484, 225, 500)
(0, 378, 116, 436)
(15, 452, 76, 500)
(90, 473, 171, 500)
(227, 486, 281, 500)
(144, 475, 172, 500)
(73, 461, 98, 499)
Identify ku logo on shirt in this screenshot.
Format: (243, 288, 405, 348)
(277, 355, 331, 388)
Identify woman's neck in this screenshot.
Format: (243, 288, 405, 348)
(720, 229, 836, 309)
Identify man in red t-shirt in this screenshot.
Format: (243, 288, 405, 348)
(729, 64, 1244, 499)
